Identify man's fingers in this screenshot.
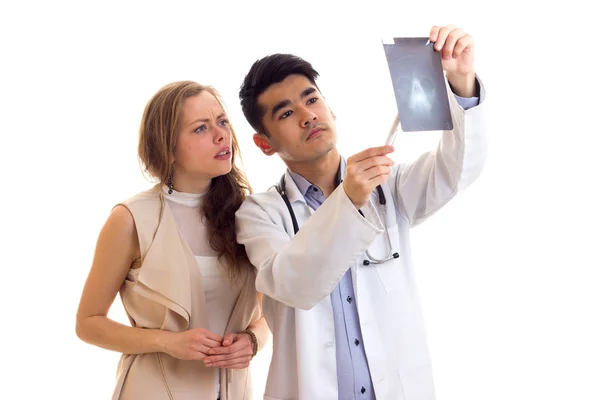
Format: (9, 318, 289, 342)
(348, 146, 394, 164)
(453, 34, 473, 59)
(354, 156, 394, 172)
(433, 24, 456, 52)
(346, 156, 393, 179)
(441, 28, 465, 60)
(363, 165, 391, 181)
(429, 25, 440, 42)
(368, 174, 390, 188)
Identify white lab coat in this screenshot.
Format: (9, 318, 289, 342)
(235, 79, 488, 399)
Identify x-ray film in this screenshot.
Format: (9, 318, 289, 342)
(382, 37, 453, 132)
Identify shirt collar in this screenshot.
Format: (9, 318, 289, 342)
(287, 156, 346, 196)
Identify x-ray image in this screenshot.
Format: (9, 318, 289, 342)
(383, 37, 453, 132)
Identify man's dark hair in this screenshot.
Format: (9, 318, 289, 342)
(239, 53, 320, 135)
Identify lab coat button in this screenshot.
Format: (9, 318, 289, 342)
(325, 341, 333, 348)
(361, 386, 366, 394)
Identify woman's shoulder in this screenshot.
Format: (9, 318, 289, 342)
(119, 185, 162, 207)
(113, 185, 161, 211)
(110, 185, 164, 229)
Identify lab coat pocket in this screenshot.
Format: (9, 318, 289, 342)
(372, 224, 404, 294)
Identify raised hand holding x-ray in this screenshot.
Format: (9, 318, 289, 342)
(383, 25, 477, 145)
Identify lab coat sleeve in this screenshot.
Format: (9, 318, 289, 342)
(391, 75, 489, 226)
(235, 184, 384, 310)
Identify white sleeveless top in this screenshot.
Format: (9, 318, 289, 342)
(162, 185, 242, 397)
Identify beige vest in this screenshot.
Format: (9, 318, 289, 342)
(112, 186, 261, 400)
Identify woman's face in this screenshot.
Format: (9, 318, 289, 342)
(171, 91, 233, 192)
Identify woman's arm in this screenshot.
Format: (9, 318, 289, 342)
(75, 205, 222, 359)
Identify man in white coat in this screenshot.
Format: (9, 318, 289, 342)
(212, 25, 487, 399)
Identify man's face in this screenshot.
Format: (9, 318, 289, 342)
(254, 74, 337, 163)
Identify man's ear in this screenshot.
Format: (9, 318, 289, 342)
(330, 107, 337, 121)
(253, 133, 276, 156)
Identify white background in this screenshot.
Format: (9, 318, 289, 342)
(1, 0, 598, 399)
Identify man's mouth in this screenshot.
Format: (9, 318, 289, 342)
(307, 128, 324, 140)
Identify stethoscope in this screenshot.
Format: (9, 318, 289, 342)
(275, 165, 400, 265)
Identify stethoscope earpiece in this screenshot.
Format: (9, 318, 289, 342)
(362, 250, 400, 266)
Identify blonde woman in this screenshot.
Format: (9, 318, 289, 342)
(76, 81, 269, 399)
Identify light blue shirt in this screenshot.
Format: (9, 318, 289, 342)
(288, 91, 480, 399)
